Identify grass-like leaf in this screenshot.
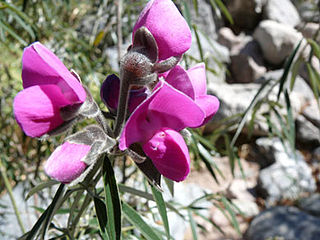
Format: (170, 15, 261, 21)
(188, 210, 198, 240)
(151, 185, 170, 240)
(284, 90, 295, 152)
(93, 196, 110, 240)
(25, 180, 59, 200)
(212, 0, 234, 24)
(102, 156, 122, 240)
(122, 201, 161, 240)
(308, 38, 320, 59)
(277, 40, 303, 100)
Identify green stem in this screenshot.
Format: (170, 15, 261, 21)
(113, 79, 130, 138)
(0, 157, 26, 234)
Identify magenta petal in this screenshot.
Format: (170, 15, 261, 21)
(195, 95, 220, 125)
(187, 63, 207, 97)
(44, 142, 89, 183)
(143, 128, 190, 181)
(119, 81, 205, 150)
(22, 42, 86, 103)
(133, 0, 191, 60)
(13, 84, 71, 137)
(165, 65, 195, 99)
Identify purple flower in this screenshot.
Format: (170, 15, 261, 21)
(44, 142, 90, 184)
(165, 63, 220, 125)
(100, 74, 149, 114)
(133, 0, 192, 61)
(119, 80, 205, 181)
(13, 42, 86, 137)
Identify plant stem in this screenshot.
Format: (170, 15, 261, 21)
(116, 0, 123, 63)
(113, 79, 130, 138)
(0, 157, 26, 234)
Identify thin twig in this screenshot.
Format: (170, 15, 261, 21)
(0, 157, 26, 234)
(116, 0, 123, 63)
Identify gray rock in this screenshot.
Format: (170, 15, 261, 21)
(187, 31, 230, 83)
(253, 20, 303, 65)
(256, 138, 316, 203)
(296, 115, 320, 145)
(313, 147, 320, 161)
(297, 22, 320, 43)
(245, 206, 320, 240)
(263, 0, 301, 27)
(225, 0, 267, 31)
(219, 30, 266, 83)
(299, 194, 320, 217)
(206, 78, 305, 137)
(296, 1, 320, 23)
(187, 0, 217, 39)
(302, 99, 320, 129)
(0, 183, 65, 239)
(256, 69, 315, 103)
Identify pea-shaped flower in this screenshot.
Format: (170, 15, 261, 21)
(165, 63, 220, 125)
(13, 42, 86, 137)
(119, 80, 205, 181)
(133, 0, 192, 61)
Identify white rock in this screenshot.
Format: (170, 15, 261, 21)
(263, 0, 301, 27)
(253, 20, 303, 65)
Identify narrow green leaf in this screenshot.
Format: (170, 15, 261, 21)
(231, 78, 275, 146)
(0, 20, 27, 45)
(192, 0, 199, 15)
(19, 207, 49, 240)
(221, 197, 241, 234)
(164, 177, 174, 197)
(122, 201, 161, 240)
(197, 143, 224, 180)
(41, 184, 65, 239)
(195, 141, 219, 183)
(188, 210, 198, 240)
(25, 180, 59, 200)
(193, 24, 204, 62)
(94, 31, 105, 46)
(118, 184, 184, 219)
(102, 156, 122, 240)
(151, 185, 170, 240)
(224, 134, 236, 176)
(290, 58, 302, 90)
(284, 90, 295, 151)
(193, 210, 225, 235)
(307, 63, 320, 103)
(213, 0, 234, 24)
(277, 40, 303, 100)
(308, 38, 320, 59)
(93, 196, 110, 240)
(181, 1, 192, 28)
(22, 184, 65, 240)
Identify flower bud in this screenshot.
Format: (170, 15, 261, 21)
(100, 74, 149, 115)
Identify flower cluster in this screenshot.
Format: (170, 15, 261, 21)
(13, 0, 219, 184)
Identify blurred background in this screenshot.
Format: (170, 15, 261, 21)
(0, 0, 319, 239)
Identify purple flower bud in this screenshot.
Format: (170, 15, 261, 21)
(44, 142, 90, 184)
(100, 74, 149, 115)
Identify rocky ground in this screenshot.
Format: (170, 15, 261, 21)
(1, 0, 319, 239)
(182, 0, 320, 239)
